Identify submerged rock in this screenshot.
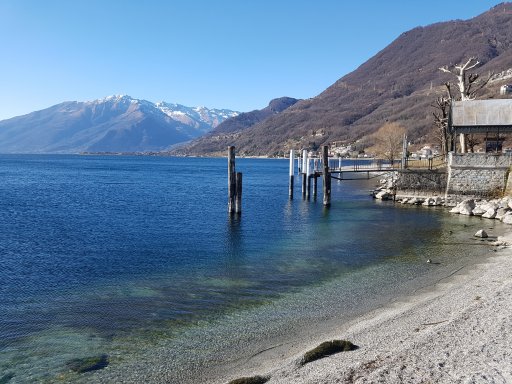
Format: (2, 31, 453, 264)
(0, 373, 15, 384)
(66, 354, 109, 373)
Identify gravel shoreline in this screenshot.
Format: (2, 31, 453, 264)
(241, 233, 512, 384)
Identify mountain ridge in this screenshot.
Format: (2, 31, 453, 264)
(0, 95, 239, 153)
(170, 97, 300, 156)
(176, 2, 512, 156)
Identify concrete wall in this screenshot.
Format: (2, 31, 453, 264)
(446, 153, 512, 199)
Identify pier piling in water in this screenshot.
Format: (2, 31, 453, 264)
(228, 146, 242, 214)
(322, 145, 331, 207)
(289, 149, 295, 199)
(306, 154, 312, 199)
(302, 149, 308, 197)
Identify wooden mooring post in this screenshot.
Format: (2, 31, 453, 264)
(306, 154, 312, 199)
(289, 149, 295, 199)
(322, 145, 331, 207)
(228, 146, 242, 214)
(301, 149, 308, 197)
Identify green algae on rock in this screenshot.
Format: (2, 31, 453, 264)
(227, 375, 269, 384)
(301, 340, 357, 366)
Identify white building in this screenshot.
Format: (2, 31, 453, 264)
(500, 84, 512, 95)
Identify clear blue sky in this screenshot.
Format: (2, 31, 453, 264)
(0, 0, 506, 120)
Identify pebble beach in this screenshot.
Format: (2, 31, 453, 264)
(223, 232, 512, 384)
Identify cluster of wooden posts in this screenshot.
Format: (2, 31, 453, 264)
(227, 145, 332, 214)
(289, 145, 331, 207)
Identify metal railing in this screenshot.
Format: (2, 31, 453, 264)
(296, 154, 447, 174)
(404, 154, 447, 170)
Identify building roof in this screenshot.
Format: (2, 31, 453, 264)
(450, 100, 512, 133)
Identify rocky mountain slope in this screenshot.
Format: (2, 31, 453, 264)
(0, 95, 238, 153)
(177, 2, 512, 156)
(171, 97, 299, 156)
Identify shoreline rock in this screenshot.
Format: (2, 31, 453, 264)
(372, 176, 512, 225)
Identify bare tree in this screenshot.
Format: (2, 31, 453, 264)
(439, 57, 493, 100)
(438, 57, 493, 152)
(431, 95, 451, 155)
(372, 122, 407, 165)
(467, 134, 480, 153)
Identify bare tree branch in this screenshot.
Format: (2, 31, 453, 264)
(438, 57, 488, 101)
(455, 57, 480, 72)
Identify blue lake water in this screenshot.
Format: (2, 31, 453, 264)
(0, 155, 505, 383)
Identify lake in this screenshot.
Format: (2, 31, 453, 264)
(0, 155, 504, 383)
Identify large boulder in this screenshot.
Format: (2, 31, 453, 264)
(375, 189, 391, 200)
(495, 208, 510, 221)
(408, 197, 423, 205)
(474, 229, 488, 238)
(482, 207, 497, 219)
(479, 201, 498, 212)
(433, 196, 444, 206)
(502, 212, 512, 225)
(459, 199, 476, 216)
(422, 197, 435, 206)
(472, 206, 487, 216)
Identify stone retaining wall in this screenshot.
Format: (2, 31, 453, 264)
(446, 153, 512, 199)
(395, 169, 447, 197)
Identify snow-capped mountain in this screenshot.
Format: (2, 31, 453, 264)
(0, 95, 239, 153)
(155, 101, 238, 136)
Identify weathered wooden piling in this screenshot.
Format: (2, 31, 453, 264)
(302, 149, 308, 197)
(228, 146, 240, 213)
(306, 154, 312, 199)
(313, 174, 318, 197)
(289, 149, 295, 199)
(322, 145, 331, 207)
(235, 172, 242, 213)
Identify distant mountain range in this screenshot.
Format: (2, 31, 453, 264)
(171, 97, 300, 156)
(174, 2, 512, 156)
(0, 95, 238, 153)
(3, 3, 512, 156)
